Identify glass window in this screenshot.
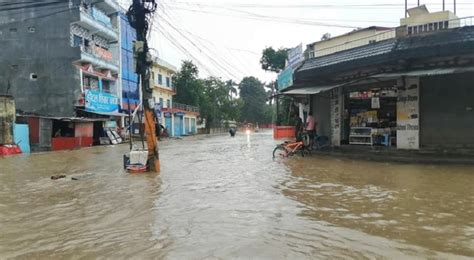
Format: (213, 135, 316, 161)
(158, 74, 163, 85)
(166, 77, 171, 87)
(167, 99, 171, 108)
(159, 98, 164, 106)
(73, 35, 82, 47)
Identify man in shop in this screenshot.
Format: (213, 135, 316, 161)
(293, 113, 304, 141)
(306, 112, 316, 147)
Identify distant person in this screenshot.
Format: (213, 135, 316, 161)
(306, 112, 316, 144)
(293, 113, 303, 141)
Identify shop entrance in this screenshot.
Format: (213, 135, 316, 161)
(345, 89, 397, 147)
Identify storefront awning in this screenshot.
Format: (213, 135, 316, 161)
(87, 111, 128, 117)
(77, 109, 128, 117)
(281, 85, 340, 95)
(372, 66, 474, 79)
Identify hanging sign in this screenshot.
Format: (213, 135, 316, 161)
(397, 77, 419, 150)
(85, 90, 119, 113)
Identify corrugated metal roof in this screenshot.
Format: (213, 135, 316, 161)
(282, 85, 339, 95)
(372, 66, 474, 78)
(299, 39, 397, 72)
(296, 26, 474, 81)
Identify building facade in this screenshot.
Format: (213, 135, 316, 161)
(283, 6, 474, 151)
(0, 0, 123, 151)
(150, 57, 199, 137)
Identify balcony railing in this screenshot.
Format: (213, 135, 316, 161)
(80, 5, 117, 31)
(407, 16, 474, 35)
(173, 102, 200, 113)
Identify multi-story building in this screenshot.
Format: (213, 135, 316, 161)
(119, 12, 140, 113)
(0, 0, 123, 151)
(150, 57, 199, 137)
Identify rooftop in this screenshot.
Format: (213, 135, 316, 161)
(296, 25, 474, 83)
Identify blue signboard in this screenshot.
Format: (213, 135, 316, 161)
(85, 90, 119, 113)
(277, 66, 294, 91)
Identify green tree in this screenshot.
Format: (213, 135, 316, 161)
(239, 76, 267, 124)
(200, 77, 242, 128)
(173, 61, 204, 107)
(260, 47, 289, 73)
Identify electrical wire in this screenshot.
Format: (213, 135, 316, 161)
(155, 13, 245, 80)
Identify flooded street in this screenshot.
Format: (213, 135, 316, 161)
(1, 130, 473, 259)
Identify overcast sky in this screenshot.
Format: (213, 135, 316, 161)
(118, 0, 474, 83)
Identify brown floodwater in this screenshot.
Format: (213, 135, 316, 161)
(0, 131, 473, 259)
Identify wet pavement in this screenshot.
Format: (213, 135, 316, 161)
(0, 130, 473, 259)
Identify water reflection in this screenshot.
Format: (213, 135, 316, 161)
(281, 156, 474, 257)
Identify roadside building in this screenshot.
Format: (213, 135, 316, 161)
(150, 57, 199, 137)
(284, 5, 474, 151)
(0, 0, 125, 151)
(119, 12, 140, 113)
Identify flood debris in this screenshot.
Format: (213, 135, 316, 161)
(51, 175, 66, 180)
(71, 173, 95, 181)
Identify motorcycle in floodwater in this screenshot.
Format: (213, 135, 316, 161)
(229, 127, 236, 137)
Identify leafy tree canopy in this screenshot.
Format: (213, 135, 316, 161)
(260, 47, 288, 73)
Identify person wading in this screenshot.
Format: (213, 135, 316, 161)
(306, 112, 316, 147)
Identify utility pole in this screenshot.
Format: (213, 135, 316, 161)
(405, 0, 408, 18)
(127, 0, 160, 172)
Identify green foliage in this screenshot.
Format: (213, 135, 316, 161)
(200, 77, 241, 128)
(239, 76, 268, 124)
(260, 47, 289, 73)
(174, 61, 274, 127)
(173, 61, 204, 107)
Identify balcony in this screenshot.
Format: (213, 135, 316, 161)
(163, 102, 200, 115)
(93, 0, 120, 15)
(79, 45, 119, 72)
(73, 6, 119, 42)
(153, 83, 176, 94)
(173, 103, 200, 113)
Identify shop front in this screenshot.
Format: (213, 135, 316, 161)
(326, 77, 420, 150)
(345, 87, 398, 147)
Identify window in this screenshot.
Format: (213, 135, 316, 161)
(73, 35, 82, 47)
(166, 77, 171, 87)
(83, 75, 99, 90)
(369, 40, 376, 44)
(167, 99, 171, 108)
(158, 74, 163, 85)
(159, 98, 163, 106)
(152, 72, 155, 81)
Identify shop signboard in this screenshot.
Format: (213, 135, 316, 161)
(330, 88, 342, 146)
(277, 66, 294, 91)
(287, 44, 304, 68)
(397, 77, 419, 150)
(105, 121, 117, 129)
(85, 90, 119, 113)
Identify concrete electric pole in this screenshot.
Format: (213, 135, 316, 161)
(127, 0, 160, 172)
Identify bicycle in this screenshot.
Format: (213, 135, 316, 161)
(273, 133, 311, 159)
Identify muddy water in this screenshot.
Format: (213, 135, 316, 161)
(0, 131, 473, 259)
